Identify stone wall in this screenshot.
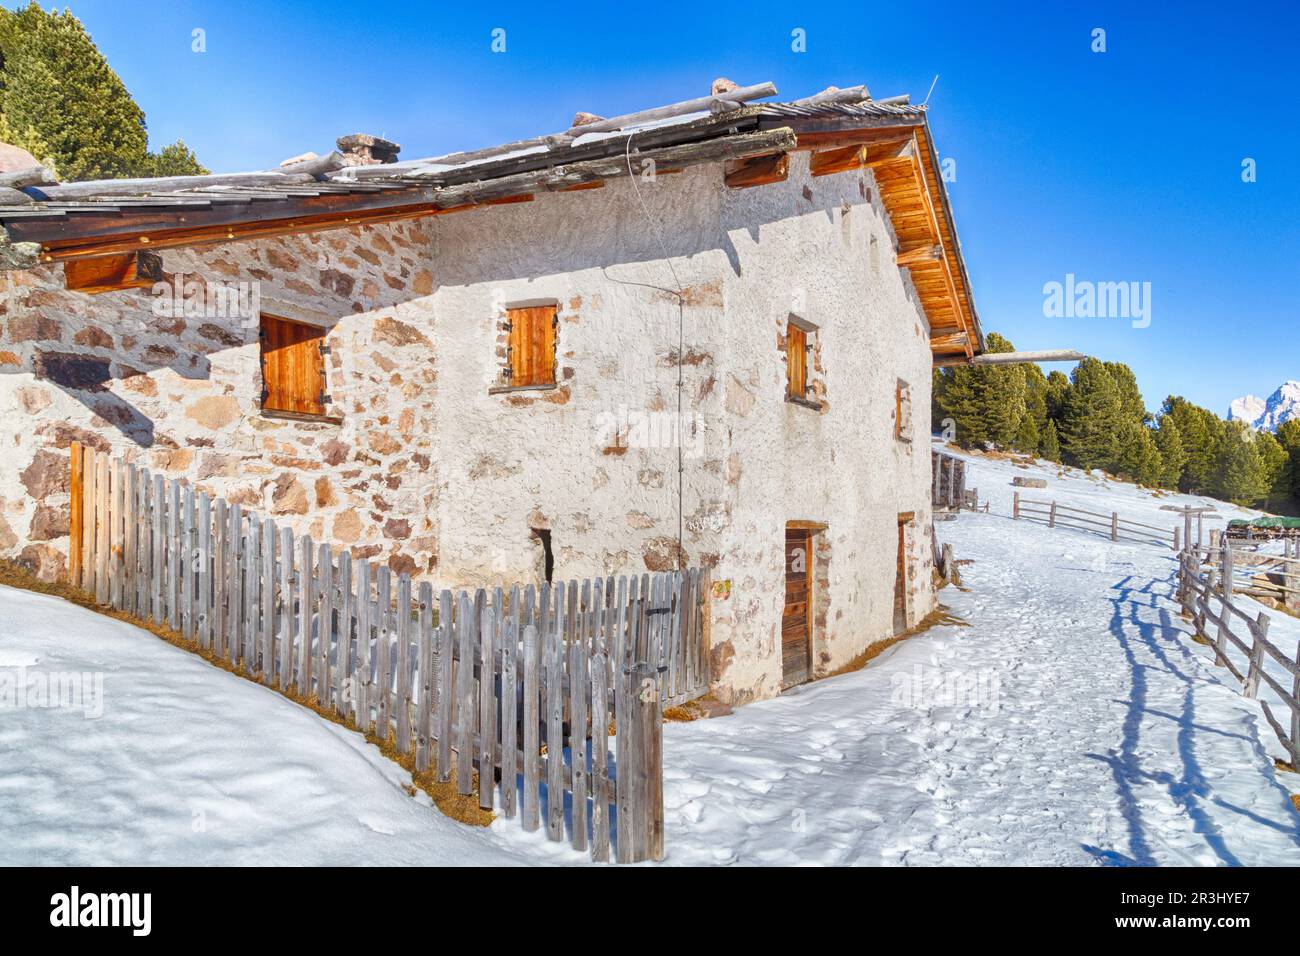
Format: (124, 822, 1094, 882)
(0, 219, 442, 582)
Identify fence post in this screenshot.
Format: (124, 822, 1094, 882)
(1012, 491, 1020, 520)
(1048, 501, 1057, 529)
(626, 660, 664, 863)
(1222, 539, 1234, 601)
(1243, 613, 1269, 699)
(1110, 512, 1118, 542)
(1173, 525, 1180, 552)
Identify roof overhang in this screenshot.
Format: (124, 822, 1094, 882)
(0, 91, 982, 360)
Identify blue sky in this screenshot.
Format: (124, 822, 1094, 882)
(8, 1, 1298, 416)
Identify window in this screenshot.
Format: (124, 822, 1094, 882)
(504, 304, 557, 388)
(260, 314, 328, 417)
(787, 323, 807, 400)
(895, 378, 913, 441)
(786, 316, 817, 404)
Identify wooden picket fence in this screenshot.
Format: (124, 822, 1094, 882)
(67, 441, 713, 862)
(1179, 544, 1300, 768)
(1013, 492, 1179, 549)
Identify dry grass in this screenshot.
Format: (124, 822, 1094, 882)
(0, 559, 493, 827)
(822, 605, 970, 680)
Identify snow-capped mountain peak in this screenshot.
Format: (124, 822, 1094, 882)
(1227, 381, 1300, 432)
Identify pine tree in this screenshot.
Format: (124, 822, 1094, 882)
(0, 3, 205, 180)
(1211, 423, 1267, 505)
(1161, 397, 1221, 493)
(1253, 430, 1289, 509)
(1014, 409, 1040, 455)
(1061, 358, 1124, 470)
(931, 332, 1026, 449)
(1113, 420, 1164, 486)
(1040, 419, 1061, 462)
(1154, 415, 1187, 488)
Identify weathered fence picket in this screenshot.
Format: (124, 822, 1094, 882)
(65, 441, 696, 862)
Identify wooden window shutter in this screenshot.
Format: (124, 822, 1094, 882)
(505, 305, 557, 387)
(260, 314, 327, 416)
(786, 322, 808, 399)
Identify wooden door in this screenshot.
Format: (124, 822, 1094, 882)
(782, 528, 812, 688)
(893, 517, 908, 633)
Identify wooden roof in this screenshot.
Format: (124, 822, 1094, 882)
(0, 83, 981, 359)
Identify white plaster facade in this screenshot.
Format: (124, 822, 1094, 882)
(0, 150, 936, 705)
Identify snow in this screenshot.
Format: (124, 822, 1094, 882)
(1228, 380, 1300, 431)
(636, 450, 1300, 865)
(0, 584, 527, 866)
(4, 450, 1299, 866)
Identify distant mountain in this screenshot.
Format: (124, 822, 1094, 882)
(1227, 381, 1300, 432)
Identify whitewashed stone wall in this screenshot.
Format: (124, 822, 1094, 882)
(0, 151, 937, 705)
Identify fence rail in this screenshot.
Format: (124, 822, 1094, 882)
(1013, 492, 1179, 549)
(1179, 542, 1300, 768)
(67, 441, 711, 862)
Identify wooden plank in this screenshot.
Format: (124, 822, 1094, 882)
(723, 151, 789, 188)
(196, 492, 210, 645)
(375, 566, 393, 740)
(570, 633, 589, 852)
(478, 596, 496, 811)
(615, 651, 633, 863)
(108, 458, 123, 610)
(298, 535, 313, 694)
(500, 584, 519, 819)
(435, 588, 453, 781)
(546, 582, 566, 842)
(415, 581, 434, 772)
(212, 498, 227, 658)
(123, 464, 138, 614)
(132, 466, 147, 616)
(278, 525, 294, 691)
(355, 559, 371, 732)
(94, 452, 109, 606)
(81, 447, 96, 593)
(317, 543, 333, 705)
(638, 661, 665, 862)
(521, 619, 541, 831)
(166, 479, 181, 628)
(261, 518, 276, 683)
(180, 485, 194, 634)
(226, 504, 241, 665)
(243, 517, 260, 674)
(396, 574, 413, 755)
(455, 590, 474, 794)
(69, 442, 84, 587)
(590, 644, 611, 862)
(336, 551, 353, 716)
(151, 473, 165, 624)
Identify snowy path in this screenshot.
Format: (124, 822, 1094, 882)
(646, 455, 1300, 866)
(0, 584, 524, 866)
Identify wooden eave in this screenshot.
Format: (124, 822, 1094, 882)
(764, 111, 982, 361)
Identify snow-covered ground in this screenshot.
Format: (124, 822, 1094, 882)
(4, 448, 1299, 866)
(0, 584, 525, 866)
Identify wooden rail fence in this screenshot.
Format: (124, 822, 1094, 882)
(67, 441, 712, 862)
(1013, 492, 1179, 549)
(1179, 542, 1300, 768)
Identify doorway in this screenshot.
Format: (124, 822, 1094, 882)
(783, 526, 813, 688)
